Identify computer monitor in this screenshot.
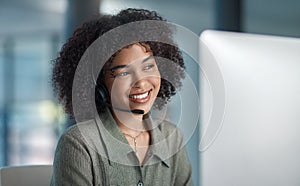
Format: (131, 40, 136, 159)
(199, 30, 300, 186)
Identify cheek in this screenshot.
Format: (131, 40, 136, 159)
(157, 78, 161, 88)
(150, 70, 161, 86)
(104, 81, 113, 97)
(153, 77, 161, 92)
(109, 80, 130, 98)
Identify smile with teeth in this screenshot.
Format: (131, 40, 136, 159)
(129, 89, 152, 103)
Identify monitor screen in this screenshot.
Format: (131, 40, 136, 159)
(199, 30, 300, 186)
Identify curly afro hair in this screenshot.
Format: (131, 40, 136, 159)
(52, 8, 185, 118)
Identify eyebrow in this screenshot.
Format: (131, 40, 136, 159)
(142, 55, 155, 63)
(109, 64, 128, 72)
(109, 56, 155, 72)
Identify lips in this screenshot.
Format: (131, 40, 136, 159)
(129, 89, 152, 103)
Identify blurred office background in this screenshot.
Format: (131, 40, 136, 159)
(0, 0, 299, 185)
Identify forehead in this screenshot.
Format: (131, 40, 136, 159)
(111, 44, 153, 66)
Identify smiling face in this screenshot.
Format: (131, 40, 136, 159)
(104, 43, 161, 116)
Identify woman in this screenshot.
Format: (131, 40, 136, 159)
(51, 8, 193, 185)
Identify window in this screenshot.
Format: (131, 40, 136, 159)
(0, 36, 65, 166)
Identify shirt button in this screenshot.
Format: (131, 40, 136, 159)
(137, 180, 143, 186)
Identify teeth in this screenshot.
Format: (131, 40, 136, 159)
(131, 91, 149, 99)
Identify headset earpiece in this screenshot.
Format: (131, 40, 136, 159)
(95, 83, 109, 103)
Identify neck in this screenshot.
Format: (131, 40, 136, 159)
(111, 109, 146, 135)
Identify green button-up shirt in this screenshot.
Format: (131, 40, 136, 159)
(51, 109, 193, 186)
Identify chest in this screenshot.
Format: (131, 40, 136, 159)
(93, 159, 174, 186)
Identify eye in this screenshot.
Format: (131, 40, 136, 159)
(115, 71, 130, 77)
(143, 64, 155, 70)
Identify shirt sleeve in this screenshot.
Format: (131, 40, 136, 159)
(174, 146, 193, 186)
(171, 127, 193, 186)
(50, 132, 94, 186)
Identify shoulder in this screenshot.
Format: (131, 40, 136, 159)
(62, 119, 96, 137)
(157, 120, 184, 139)
(57, 119, 101, 150)
(154, 120, 185, 151)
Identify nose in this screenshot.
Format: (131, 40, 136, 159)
(133, 79, 147, 89)
(132, 71, 147, 89)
